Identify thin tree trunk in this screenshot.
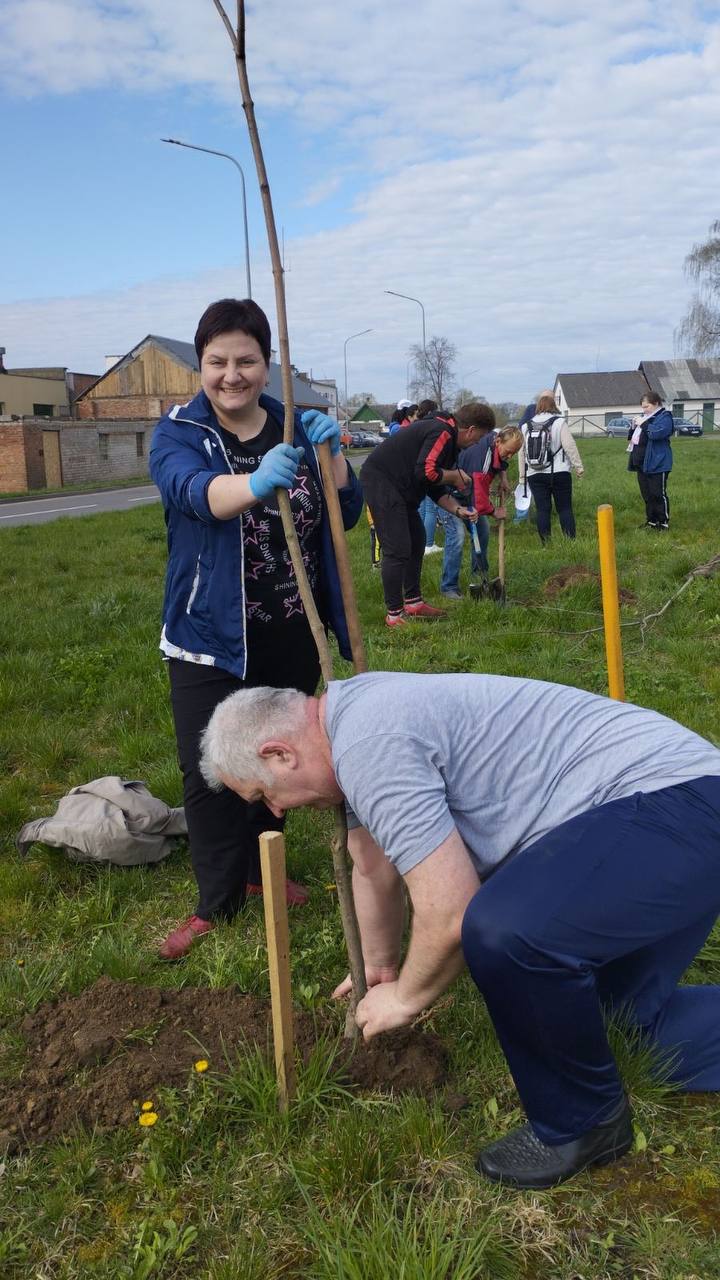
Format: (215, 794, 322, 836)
(211, 1, 368, 1028)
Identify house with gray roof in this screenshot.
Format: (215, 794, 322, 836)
(639, 360, 720, 432)
(555, 361, 720, 434)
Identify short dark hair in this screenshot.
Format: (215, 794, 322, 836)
(642, 390, 662, 406)
(417, 398, 438, 418)
(455, 402, 496, 433)
(194, 298, 272, 365)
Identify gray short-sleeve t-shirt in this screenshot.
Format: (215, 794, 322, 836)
(325, 673, 720, 878)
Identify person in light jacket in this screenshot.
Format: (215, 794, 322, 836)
(149, 297, 363, 959)
(518, 391, 584, 542)
(627, 390, 673, 530)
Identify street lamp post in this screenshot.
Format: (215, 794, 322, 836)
(458, 366, 483, 404)
(385, 290, 427, 390)
(161, 137, 252, 299)
(343, 329, 373, 426)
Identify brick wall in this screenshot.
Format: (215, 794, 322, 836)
(0, 424, 29, 492)
(75, 395, 175, 420)
(59, 421, 155, 485)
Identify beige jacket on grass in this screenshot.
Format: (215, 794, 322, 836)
(16, 777, 186, 866)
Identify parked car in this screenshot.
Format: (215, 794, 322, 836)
(673, 418, 703, 436)
(604, 416, 635, 437)
(348, 430, 382, 448)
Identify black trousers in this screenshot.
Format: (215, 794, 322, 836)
(527, 471, 575, 541)
(361, 471, 426, 611)
(168, 626, 320, 920)
(637, 470, 670, 527)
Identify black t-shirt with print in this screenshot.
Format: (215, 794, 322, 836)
(218, 413, 323, 633)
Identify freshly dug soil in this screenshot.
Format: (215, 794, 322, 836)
(0, 977, 449, 1152)
(543, 564, 636, 604)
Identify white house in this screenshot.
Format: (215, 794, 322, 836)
(555, 359, 720, 433)
(553, 371, 649, 434)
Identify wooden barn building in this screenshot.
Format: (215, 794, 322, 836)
(74, 334, 329, 420)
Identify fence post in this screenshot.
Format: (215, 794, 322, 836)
(597, 505, 625, 701)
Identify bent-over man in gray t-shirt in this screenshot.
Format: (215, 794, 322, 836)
(200, 671, 720, 1190)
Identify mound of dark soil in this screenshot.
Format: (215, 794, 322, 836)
(0, 977, 448, 1152)
(543, 564, 636, 604)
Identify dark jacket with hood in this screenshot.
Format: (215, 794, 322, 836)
(149, 389, 363, 679)
(359, 414, 458, 506)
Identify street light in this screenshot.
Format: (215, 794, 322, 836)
(161, 138, 252, 299)
(458, 367, 483, 404)
(385, 290, 427, 390)
(343, 329, 373, 426)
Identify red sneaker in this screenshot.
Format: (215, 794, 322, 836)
(403, 600, 447, 619)
(385, 611, 408, 628)
(159, 914, 214, 960)
(246, 877, 309, 907)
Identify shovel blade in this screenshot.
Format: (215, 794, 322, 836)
(488, 577, 506, 603)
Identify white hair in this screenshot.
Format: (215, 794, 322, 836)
(199, 686, 308, 791)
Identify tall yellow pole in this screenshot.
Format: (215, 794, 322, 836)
(597, 504, 625, 701)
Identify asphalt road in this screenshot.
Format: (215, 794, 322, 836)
(0, 451, 374, 530)
(0, 484, 161, 528)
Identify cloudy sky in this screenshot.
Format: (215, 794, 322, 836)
(2, 0, 719, 402)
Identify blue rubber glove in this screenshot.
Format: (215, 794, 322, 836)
(301, 409, 342, 456)
(248, 443, 304, 501)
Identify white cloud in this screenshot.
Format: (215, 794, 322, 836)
(1, 1, 719, 400)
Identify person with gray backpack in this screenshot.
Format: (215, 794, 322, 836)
(518, 390, 584, 542)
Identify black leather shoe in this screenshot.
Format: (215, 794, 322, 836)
(475, 1095, 633, 1189)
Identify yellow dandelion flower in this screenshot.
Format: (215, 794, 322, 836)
(138, 1112, 158, 1127)
(194, 1059, 209, 1074)
(140, 1101, 154, 1112)
(324, 883, 337, 892)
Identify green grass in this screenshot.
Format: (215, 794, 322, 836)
(1, 436, 720, 1277)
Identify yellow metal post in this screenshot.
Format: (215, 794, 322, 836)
(597, 504, 625, 701)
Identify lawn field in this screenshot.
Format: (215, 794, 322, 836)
(1, 436, 719, 1278)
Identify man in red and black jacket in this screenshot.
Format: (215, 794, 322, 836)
(360, 409, 482, 627)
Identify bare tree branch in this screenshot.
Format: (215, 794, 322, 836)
(676, 221, 720, 357)
(210, 0, 368, 1032)
(211, 0, 237, 48)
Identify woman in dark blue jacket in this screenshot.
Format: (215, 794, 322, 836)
(627, 390, 673, 529)
(150, 298, 362, 958)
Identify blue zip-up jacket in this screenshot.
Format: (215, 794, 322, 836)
(628, 407, 673, 475)
(149, 389, 363, 677)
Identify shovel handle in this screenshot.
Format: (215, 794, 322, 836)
(497, 517, 506, 585)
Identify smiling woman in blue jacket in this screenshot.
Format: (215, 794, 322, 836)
(149, 298, 362, 959)
(627, 390, 673, 530)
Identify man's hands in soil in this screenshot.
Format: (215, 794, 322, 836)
(331, 965, 398, 1000)
(355, 981, 418, 1040)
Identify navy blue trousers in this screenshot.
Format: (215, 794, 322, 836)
(461, 776, 720, 1144)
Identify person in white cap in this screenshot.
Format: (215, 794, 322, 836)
(388, 400, 418, 435)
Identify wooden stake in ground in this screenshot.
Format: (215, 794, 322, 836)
(597, 504, 625, 701)
(259, 831, 296, 1110)
(211, 0, 368, 1029)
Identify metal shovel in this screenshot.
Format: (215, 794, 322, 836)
(488, 517, 506, 604)
(468, 520, 490, 600)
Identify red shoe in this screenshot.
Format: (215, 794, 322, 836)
(385, 611, 408, 628)
(246, 877, 309, 907)
(159, 914, 214, 960)
(403, 599, 447, 619)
